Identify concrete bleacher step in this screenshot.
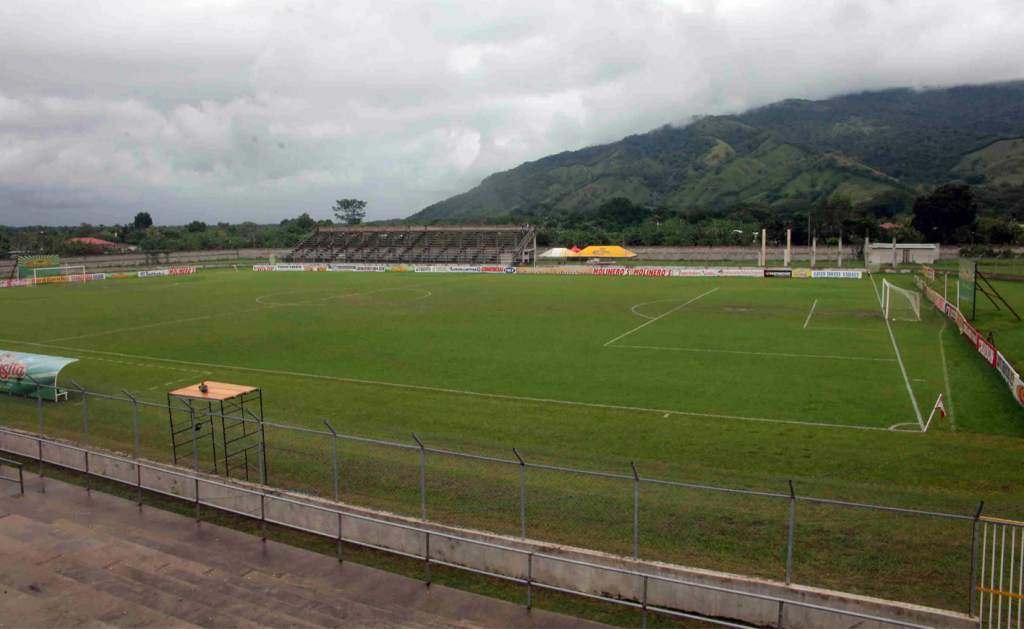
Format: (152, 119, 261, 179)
(50, 513, 461, 627)
(3, 479, 599, 628)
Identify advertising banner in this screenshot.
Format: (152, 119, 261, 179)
(138, 267, 194, 278)
(0, 350, 78, 402)
(0, 279, 33, 289)
(712, 267, 765, 277)
(811, 269, 864, 279)
(920, 272, 1024, 409)
(272, 264, 305, 272)
(792, 268, 812, 278)
(764, 269, 792, 278)
(447, 265, 482, 273)
(480, 266, 507, 273)
(252, 265, 274, 272)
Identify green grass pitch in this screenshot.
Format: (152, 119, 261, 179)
(2, 268, 1023, 611)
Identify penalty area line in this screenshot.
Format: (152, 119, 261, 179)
(0, 336, 900, 434)
(609, 344, 896, 362)
(802, 299, 818, 329)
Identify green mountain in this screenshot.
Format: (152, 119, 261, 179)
(410, 81, 1024, 222)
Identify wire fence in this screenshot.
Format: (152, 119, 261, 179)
(0, 378, 999, 615)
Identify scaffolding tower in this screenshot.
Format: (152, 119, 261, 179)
(167, 381, 267, 483)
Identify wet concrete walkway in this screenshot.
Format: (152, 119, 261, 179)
(0, 474, 604, 628)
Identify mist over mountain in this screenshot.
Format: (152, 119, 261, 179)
(409, 81, 1024, 223)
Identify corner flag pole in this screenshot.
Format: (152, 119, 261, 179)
(923, 394, 946, 432)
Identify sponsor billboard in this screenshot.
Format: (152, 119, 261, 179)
(792, 268, 812, 279)
(272, 264, 306, 271)
(811, 269, 864, 279)
(0, 279, 33, 289)
(252, 265, 274, 272)
(0, 350, 78, 402)
(764, 269, 792, 278)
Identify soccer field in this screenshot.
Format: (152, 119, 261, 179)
(2, 268, 1024, 610)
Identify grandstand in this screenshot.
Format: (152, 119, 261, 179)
(284, 225, 537, 266)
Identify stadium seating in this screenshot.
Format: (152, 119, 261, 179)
(284, 225, 537, 265)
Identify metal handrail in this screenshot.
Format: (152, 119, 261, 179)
(0, 455, 24, 494)
(11, 380, 981, 523)
(0, 427, 936, 628)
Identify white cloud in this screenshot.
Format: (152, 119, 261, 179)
(0, 0, 1022, 225)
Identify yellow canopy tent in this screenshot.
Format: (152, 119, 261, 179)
(575, 245, 637, 258)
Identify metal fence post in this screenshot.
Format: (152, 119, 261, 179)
(70, 380, 90, 493)
(412, 433, 426, 520)
(123, 390, 142, 507)
(970, 501, 985, 616)
(190, 404, 200, 522)
(642, 575, 649, 629)
(631, 462, 640, 560)
(526, 552, 533, 611)
(513, 447, 526, 539)
(336, 511, 343, 563)
(33, 378, 44, 493)
(324, 420, 339, 502)
(786, 480, 796, 583)
(424, 530, 431, 587)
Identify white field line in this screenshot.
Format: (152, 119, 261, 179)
(939, 320, 957, 431)
(0, 336, 902, 433)
(869, 273, 925, 430)
(604, 287, 719, 347)
(42, 280, 455, 344)
(802, 299, 818, 329)
(629, 298, 689, 320)
(610, 344, 896, 363)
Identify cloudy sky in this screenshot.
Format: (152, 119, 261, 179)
(1, 0, 1022, 226)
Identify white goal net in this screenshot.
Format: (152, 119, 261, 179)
(882, 279, 921, 321)
(33, 265, 86, 284)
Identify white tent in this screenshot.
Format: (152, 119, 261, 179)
(539, 247, 575, 258)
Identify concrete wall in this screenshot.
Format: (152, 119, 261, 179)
(627, 246, 858, 263)
(0, 427, 974, 629)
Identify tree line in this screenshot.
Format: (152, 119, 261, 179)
(2, 186, 1021, 256)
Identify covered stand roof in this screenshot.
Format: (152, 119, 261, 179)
(169, 381, 259, 402)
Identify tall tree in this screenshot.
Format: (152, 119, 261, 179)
(333, 199, 367, 225)
(911, 184, 978, 243)
(133, 212, 153, 230)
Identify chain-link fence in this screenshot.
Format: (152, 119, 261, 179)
(0, 379, 994, 614)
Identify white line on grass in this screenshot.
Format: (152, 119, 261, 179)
(42, 279, 455, 344)
(869, 273, 925, 430)
(939, 320, 957, 430)
(802, 299, 818, 329)
(0, 336, 902, 433)
(610, 344, 896, 362)
(604, 288, 719, 347)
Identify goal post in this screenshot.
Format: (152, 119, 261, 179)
(882, 279, 921, 321)
(32, 265, 86, 285)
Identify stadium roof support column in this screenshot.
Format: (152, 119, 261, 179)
(811, 236, 817, 268)
(838, 234, 843, 268)
(892, 235, 898, 269)
(760, 229, 766, 267)
(784, 229, 792, 268)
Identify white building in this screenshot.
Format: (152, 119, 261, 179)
(864, 242, 940, 266)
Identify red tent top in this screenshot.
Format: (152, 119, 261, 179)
(569, 245, 582, 253)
